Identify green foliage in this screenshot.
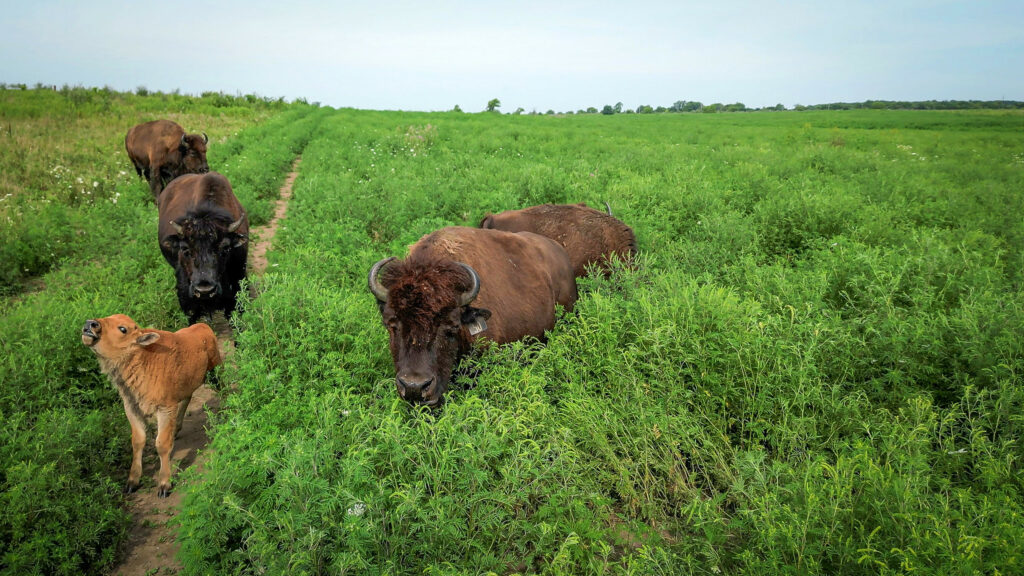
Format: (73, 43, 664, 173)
(4, 94, 1024, 574)
(175, 109, 1023, 575)
(0, 88, 319, 575)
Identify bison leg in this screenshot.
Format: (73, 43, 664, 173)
(174, 395, 192, 438)
(154, 408, 176, 497)
(120, 395, 147, 494)
(148, 164, 163, 202)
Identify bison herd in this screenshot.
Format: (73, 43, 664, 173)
(83, 119, 637, 495)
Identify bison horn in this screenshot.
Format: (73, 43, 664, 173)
(180, 134, 188, 147)
(202, 132, 209, 144)
(169, 220, 183, 235)
(228, 212, 245, 233)
(456, 262, 481, 307)
(368, 257, 396, 302)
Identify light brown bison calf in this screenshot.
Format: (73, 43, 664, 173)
(81, 314, 220, 497)
(479, 203, 637, 277)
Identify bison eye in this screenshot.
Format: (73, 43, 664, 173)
(118, 326, 128, 334)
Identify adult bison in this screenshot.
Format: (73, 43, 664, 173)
(479, 203, 637, 277)
(82, 314, 221, 496)
(125, 119, 209, 201)
(158, 172, 248, 324)
(368, 226, 577, 407)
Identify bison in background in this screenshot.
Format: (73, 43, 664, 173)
(82, 314, 221, 496)
(368, 226, 577, 407)
(479, 203, 637, 277)
(158, 172, 248, 324)
(126, 119, 209, 201)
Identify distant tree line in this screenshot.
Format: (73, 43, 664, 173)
(505, 99, 1024, 115)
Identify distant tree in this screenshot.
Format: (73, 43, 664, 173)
(703, 103, 722, 113)
(772, 103, 786, 111)
(723, 102, 747, 112)
(636, 105, 654, 114)
(452, 104, 463, 113)
(545, 110, 555, 115)
(586, 107, 598, 114)
(513, 107, 524, 115)
(614, 102, 623, 113)
(655, 106, 667, 113)
(601, 105, 615, 115)
(486, 98, 501, 112)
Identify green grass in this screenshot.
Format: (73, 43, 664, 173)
(0, 89, 321, 575)
(178, 109, 1023, 575)
(3, 97, 1023, 575)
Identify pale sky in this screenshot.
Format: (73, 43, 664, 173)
(2, 0, 1022, 112)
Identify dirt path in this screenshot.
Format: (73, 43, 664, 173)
(111, 157, 301, 576)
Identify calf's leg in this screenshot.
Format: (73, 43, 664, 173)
(120, 395, 147, 494)
(155, 408, 176, 497)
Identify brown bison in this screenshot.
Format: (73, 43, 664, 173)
(479, 203, 637, 277)
(125, 119, 209, 201)
(368, 226, 577, 407)
(158, 172, 248, 324)
(82, 314, 221, 496)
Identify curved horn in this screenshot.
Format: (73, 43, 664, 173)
(368, 257, 396, 302)
(169, 220, 183, 235)
(456, 262, 481, 307)
(604, 201, 613, 216)
(180, 133, 188, 147)
(227, 212, 246, 233)
(202, 132, 208, 144)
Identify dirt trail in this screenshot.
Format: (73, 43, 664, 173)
(111, 157, 301, 576)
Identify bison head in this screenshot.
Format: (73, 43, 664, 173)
(368, 256, 491, 407)
(82, 314, 160, 359)
(179, 133, 210, 175)
(163, 210, 246, 300)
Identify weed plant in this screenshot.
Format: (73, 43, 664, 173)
(0, 89, 320, 575)
(177, 109, 1023, 575)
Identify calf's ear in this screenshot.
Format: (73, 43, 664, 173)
(461, 307, 492, 336)
(136, 333, 160, 347)
(479, 214, 494, 228)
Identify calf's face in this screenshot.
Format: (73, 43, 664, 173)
(82, 314, 160, 358)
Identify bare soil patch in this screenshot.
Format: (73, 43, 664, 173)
(109, 157, 301, 575)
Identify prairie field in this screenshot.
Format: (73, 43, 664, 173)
(2, 89, 1023, 575)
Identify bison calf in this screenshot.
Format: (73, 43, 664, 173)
(82, 314, 220, 497)
(125, 119, 209, 201)
(480, 203, 637, 277)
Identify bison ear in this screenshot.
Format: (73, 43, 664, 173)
(479, 214, 494, 229)
(136, 332, 160, 347)
(461, 306, 492, 336)
(232, 233, 248, 248)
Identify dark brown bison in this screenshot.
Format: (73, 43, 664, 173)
(125, 119, 209, 201)
(158, 172, 248, 324)
(368, 226, 577, 407)
(82, 314, 221, 496)
(479, 203, 637, 277)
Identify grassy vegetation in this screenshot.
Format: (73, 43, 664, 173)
(175, 109, 1023, 575)
(2, 94, 1023, 574)
(0, 88, 324, 575)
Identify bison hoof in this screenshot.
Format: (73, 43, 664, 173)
(157, 486, 171, 498)
(124, 482, 139, 494)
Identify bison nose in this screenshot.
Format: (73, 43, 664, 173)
(194, 281, 216, 295)
(83, 319, 100, 334)
(396, 376, 433, 401)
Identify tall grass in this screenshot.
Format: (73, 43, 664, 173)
(177, 109, 1023, 574)
(0, 90, 322, 575)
